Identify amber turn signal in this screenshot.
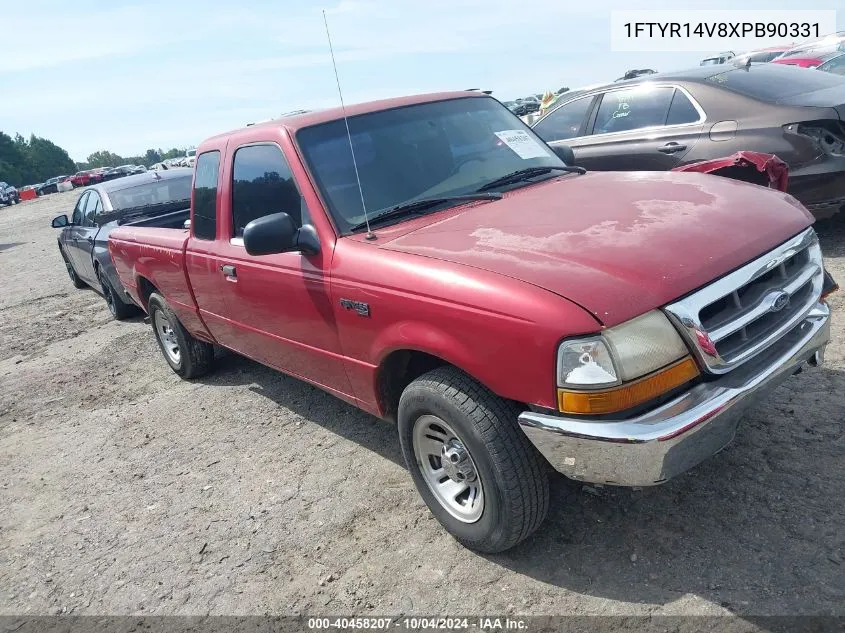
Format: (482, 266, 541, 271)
(558, 356, 700, 415)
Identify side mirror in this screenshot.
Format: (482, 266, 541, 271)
(243, 212, 319, 256)
(51, 214, 69, 228)
(552, 144, 576, 166)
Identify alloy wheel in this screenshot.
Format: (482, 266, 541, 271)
(154, 310, 181, 365)
(412, 415, 484, 523)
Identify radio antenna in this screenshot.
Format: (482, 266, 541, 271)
(322, 9, 374, 240)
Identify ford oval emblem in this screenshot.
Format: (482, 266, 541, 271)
(770, 291, 790, 313)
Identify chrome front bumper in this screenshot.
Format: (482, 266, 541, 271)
(518, 303, 830, 487)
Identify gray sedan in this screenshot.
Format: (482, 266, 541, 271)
(532, 63, 845, 220)
(50, 169, 193, 319)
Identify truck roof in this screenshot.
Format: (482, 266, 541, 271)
(204, 90, 485, 143)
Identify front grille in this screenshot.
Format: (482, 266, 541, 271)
(664, 228, 823, 374)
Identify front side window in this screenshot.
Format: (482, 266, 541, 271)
(592, 87, 675, 135)
(82, 192, 100, 226)
(532, 97, 593, 142)
(231, 144, 305, 237)
(192, 151, 220, 240)
(72, 192, 88, 224)
(297, 96, 561, 233)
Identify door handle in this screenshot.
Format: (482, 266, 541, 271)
(657, 142, 687, 154)
(86, 237, 94, 244)
(221, 264, 237, 278)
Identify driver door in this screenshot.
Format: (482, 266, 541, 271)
(211, 142, 352, 395)
(65, 192, 90, 273)
(73, 191, 102, 285)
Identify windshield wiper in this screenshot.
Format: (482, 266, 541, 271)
(349, 193, 503, 232)
(476, 165, 586, 192)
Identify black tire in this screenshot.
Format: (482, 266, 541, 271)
(98, 268, 139, 321)
(398, 366, 549, 553)
(148, 292, 214, 378)
(60, 248, 86, 289)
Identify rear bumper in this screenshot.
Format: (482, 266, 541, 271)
(789, 164, 845, 220)
(518, 302, 830, 487)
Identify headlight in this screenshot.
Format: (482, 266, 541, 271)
(557, 337, 618, 387)
(556, 310, 699, 415)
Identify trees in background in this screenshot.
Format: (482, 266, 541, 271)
(0, 132, 76, 186)
(0, 130, 193, 186)
(76, 147, 188, 171)
(83, 150, 125, 168)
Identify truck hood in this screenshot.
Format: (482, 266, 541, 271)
(377, 171, 813, 326)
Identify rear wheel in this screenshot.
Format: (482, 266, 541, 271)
(60, 248, 86, 289)
(148, 292, 214, 378)
(398, 366, 549, 553)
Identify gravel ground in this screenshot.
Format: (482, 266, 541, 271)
(0, 189, 843, 619)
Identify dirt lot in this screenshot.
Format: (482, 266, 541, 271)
(0, 189, 843, 620)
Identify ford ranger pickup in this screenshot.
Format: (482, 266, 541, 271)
(108, 91, 834, 553)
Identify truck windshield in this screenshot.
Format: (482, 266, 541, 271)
(296, 96, 564, 233)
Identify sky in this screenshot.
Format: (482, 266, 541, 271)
(1, 0, 842, 162)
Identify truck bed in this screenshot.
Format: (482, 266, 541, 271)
(108, 225, 199, 328)
(125, 208, 190, 229)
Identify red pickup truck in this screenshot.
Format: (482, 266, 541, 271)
(109, 91, 833, 552)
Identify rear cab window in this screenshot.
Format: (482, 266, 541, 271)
(193, 151, 220, 240)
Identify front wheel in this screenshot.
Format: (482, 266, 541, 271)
(98, 268, 139, 320)
(148, 292, 214, 378)
(398, 366, 549, 553)
(60, 248, 86, 289)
